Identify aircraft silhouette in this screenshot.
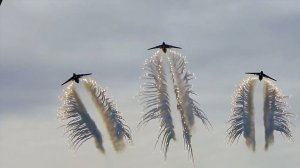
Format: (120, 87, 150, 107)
(148, 42, 182, 53)
(245, 71, 276, 81)
(61, 73, 92, 85)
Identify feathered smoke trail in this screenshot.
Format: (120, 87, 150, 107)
(139, 50, 176, 158)
(168, 50, 210, 160)
(58, 83, 105, 153)
(263, 80, 293, 150)
(83, 79, 132, 152)
(227, 77, 256, 151)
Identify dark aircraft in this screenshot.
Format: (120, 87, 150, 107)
(0, 0, 2, 6)
(148, 42, 182, 53)
(245, 71, 277, 81)
(61, 73, 92, 85)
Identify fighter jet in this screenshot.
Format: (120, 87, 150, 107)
(245, 71, 277, 81)
(148, 42, 182, 53)
(61, 73, 92, 85)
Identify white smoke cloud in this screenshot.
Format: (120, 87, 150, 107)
(83, 78, 132, 152)
(227, 77, 257, 151)
(58, 83, 105, 153)
(263, 80, 293, 150)
(139, 50, 210, 162)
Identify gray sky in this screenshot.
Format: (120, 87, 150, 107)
(0, 0, 299, 168)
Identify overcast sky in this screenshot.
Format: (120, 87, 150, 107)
(0, 0, 299, 168)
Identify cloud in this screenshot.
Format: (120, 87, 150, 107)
(0, 0, 299, 167)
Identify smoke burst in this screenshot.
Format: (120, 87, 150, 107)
(58, 83, 105, 153)
(83, 79, 132, 152)
(227, 77, 256, 151)
(139, 50, 210, 161)
(139, 51, 176, 158)
(263, 80, 293, 150)
(168, 50, 210, 160)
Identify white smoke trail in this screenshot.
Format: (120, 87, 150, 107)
(227, 77, 256, 151)
(263, 80, 293, 150)
(58, 83, 105, 153)
(139, 51, 176, 158)
(168, 50, 210, 160)
(83, 79, 132, 152)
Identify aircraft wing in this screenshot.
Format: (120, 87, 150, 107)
(263, 74, 277, 81)
(61, 77, 73, 86)
(148, 45, 162, 50)
(77, 73, 92, 77)
(165, 44, 182, 49)
(245, 72, 260, 75)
